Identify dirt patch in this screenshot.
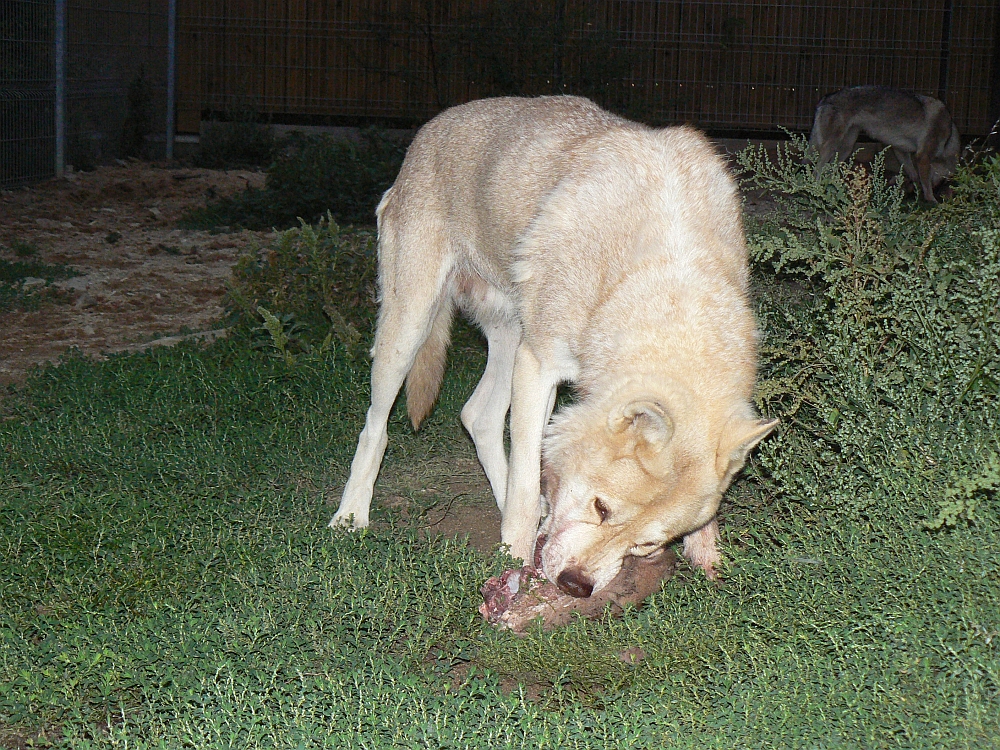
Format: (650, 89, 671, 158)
(365, 453, 503, 554)
(0, 162, 273, 386)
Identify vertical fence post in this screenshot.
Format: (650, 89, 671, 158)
(54, 0, 66, 177)
(989, 4, 1000, 143)
(166, 0, 176, 159)
(937, 0, 953, 102)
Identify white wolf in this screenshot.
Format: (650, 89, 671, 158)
(332, 96, 778, 596)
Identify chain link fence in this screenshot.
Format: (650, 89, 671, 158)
(2, 0, 172, 189)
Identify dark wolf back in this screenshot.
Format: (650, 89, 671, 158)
(817, 86, 926, 122)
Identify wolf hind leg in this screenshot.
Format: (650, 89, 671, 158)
(811, 108, 853, 176)
(831, 125, 861, 166)
(331, 228, 455, 529)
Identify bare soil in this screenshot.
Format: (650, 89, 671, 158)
(0, 162, 272, 386)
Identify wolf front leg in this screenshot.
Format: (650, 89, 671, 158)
(914, 152, 938, 203)
(682, 517, 721, 580)
(502, 344, 560, 563)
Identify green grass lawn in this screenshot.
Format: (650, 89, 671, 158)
(1, 333, 997, 748)
(2, 147, 999, 748)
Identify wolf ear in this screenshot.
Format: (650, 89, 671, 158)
(716, 416, 779, 483)
(608, 399, 675, 474)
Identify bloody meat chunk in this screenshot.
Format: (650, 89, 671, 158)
(480, 547, 678, 634)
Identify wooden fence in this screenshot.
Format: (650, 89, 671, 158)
(176, 0, 999, 135)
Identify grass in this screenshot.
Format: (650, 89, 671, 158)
(2, 319, 998, 749)
(2, 148, 999, 747)
(0, 257, 78, 312)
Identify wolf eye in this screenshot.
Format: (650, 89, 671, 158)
(594, 497, 610, 523)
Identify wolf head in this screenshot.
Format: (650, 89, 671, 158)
(538, 394, 777, 597)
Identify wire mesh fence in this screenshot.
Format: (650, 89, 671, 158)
(2, 0, 170, 189)
(176, 0, 999, 136)
(4, 0, 998, 188)
(65, 1, 170, 171)
(2, 0, 56, 187)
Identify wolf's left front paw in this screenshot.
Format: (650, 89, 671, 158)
(328, 509, 368, 530)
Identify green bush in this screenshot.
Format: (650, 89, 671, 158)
(225, 214, 377, 359)
(182, 128, 407, 230)
(737, 138, 1000, 531)
(193, 120, 277, 170)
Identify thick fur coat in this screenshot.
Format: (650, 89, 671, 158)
(332, 96, 777, 596)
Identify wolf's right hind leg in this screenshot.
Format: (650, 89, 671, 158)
(331, 237, 452, 529)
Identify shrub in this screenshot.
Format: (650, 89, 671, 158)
(737, 137, 1000, 532)
(193, 104, 277, 169)
(182, 128, 407, 230)
(225, 213, 377, 359)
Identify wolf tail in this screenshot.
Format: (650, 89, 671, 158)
(405, 301, 454, 430)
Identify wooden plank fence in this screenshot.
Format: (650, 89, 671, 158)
(176, 0, 999, 135)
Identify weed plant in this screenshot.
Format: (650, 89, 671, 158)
(0, 256, 78, 312)
(224, 213, 377, 359)
(120, 69, 152, 160)
(193, 103, 277, 170)
(1, 142, 998, 747)
(181, 129, 407, 231)
(736, 138, 1000, 530)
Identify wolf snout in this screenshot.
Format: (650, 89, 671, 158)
(556, 568, 595, 598)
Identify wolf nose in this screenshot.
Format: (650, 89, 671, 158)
(557, 569, 594, 598)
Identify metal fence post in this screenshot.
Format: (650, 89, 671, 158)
(937, 0, 953, 102)
(54, 0, 66, 177)
(166, 0, 176, 160)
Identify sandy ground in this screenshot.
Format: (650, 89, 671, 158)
(0, 162, 273, 387)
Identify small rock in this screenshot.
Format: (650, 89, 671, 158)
(35, 218, 73, 230)
(21, 277, 46, 289)
(57, 276, 92, 292)
(618, 647, 646, 665)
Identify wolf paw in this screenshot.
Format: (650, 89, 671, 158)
(328, 510, 368, 529)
